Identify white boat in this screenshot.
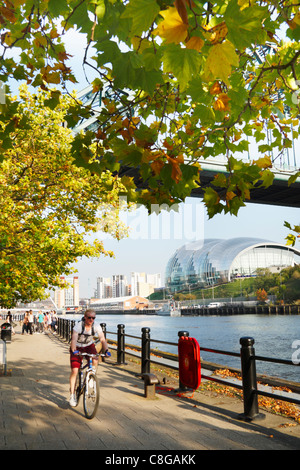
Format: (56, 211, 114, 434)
(157, 302, 181, 317)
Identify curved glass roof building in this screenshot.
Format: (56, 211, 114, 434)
(165, 237, 300, 292)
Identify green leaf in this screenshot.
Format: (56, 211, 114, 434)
(224, 0, 268, 49)
(257, 169, 274, 188)
(285, 234, 296, 246)
(162, 45, 202, 90)
(48, 0, 69, 16)
(132, 68, 164, 95)
(44, 90, 61, 110)
(121, 0, 160, 35)
(288, 171, 300, 186)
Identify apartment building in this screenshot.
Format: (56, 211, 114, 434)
(130, 272, 161, 297)
(54, 276, 79, 308)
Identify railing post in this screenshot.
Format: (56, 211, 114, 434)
(70, 320, 75, 343)
(117, 324, 126, 364)
(100, 323, 106, 338)
(68, 320, 73, 343)
(178, 330, 190, 391)
(141, 327, 151, 374)
(63, 319, 67, 340)
(238, 337, 265, 422)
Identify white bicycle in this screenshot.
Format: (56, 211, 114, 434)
(74, 352, 101, 419)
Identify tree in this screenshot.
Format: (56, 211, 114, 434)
(0, 0, 299, 219)
(256, 288, 268, 303)
(0, 86, 130, 308)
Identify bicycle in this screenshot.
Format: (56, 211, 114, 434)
(74, 352, 101, 419)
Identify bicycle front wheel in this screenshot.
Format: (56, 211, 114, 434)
(75, 371, 82, 406)
(83, 372, 99, 419)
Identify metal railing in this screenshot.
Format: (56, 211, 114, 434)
(56, 318, 300, 422)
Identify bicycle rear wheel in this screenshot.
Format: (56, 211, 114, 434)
(83, 372, 99, 419)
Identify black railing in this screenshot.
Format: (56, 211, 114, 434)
(56, 318, 300, 422)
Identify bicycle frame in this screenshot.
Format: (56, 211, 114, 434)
(75, 353, 100, 419)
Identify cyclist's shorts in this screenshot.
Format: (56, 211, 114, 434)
(70, 344, 98, 369)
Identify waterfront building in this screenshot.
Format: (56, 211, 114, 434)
(112, 274, 127, 298)
(54, 276, 80, 308)
(130, 272, 161, 297)
(96, 276, 112, 299)
(165, 237, 300, 292)
(90, 295, 149, 311)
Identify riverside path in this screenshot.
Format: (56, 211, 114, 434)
(1, 323, 300, 453)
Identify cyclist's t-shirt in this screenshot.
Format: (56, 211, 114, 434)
(73, 321, 103, 347)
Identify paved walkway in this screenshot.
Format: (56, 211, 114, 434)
(1, 325, 300, 452)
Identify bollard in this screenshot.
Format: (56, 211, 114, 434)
(117, 324, 126, 364)
(98, 323, 107, 362)
(142, 373, 159, 399)
(177, 331, 190, 391)
(141, 327, 151, 375)
(238, 337, 265, 422)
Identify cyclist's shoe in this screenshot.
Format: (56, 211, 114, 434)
(69, 394, 77, 407)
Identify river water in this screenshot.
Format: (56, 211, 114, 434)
(66, 313, 300, 383)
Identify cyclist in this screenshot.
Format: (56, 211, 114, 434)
(69, 308, 110, 407)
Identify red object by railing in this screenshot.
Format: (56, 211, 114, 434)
(178, 336, 201, 390)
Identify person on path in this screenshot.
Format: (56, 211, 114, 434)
(37, 311, 44, 334)
(43, 312, 49, 333)
(6, 311, 15, 335)
(28, 310, 34, 335)
(69, 309, 110, 407)
(22, 311, 29, 335)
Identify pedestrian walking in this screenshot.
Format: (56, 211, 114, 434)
(28, 310, 34, 334)
(37, 311, 44, 333)
(22, 311, 29, 335)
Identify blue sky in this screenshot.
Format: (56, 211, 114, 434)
(75, 198, 300, 297)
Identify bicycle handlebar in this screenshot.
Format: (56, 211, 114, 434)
(73, 351, 111, 357)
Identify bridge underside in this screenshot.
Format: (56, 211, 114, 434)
(191, 169, 300, 208)
(118, 166, 300, 208)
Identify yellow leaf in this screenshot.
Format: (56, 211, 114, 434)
(213, 93, 231, 112)
(253, 156, 272, 169)
(131, 37, 150, 53)
(294, 11, 300, 25)
(209, 21, 228, 44)
(226, 191, 236, 201)
(209, 81, 222, 95)
(151, 160, 164, 175)
(185, 36, 204, 52)
(238, 0, 255, 10)
(167, 155, 182, 183)
(154, 7, 188, 44)
(204, 40, 239, 84)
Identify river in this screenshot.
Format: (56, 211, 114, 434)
(65, 313, 300, 383)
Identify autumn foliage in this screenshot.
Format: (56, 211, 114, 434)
(0, 0, 299, 216)
(0, 0, 299, 302)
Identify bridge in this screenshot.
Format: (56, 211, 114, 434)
(189, 159, 300, 208)
(73, 86, 300, 208)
